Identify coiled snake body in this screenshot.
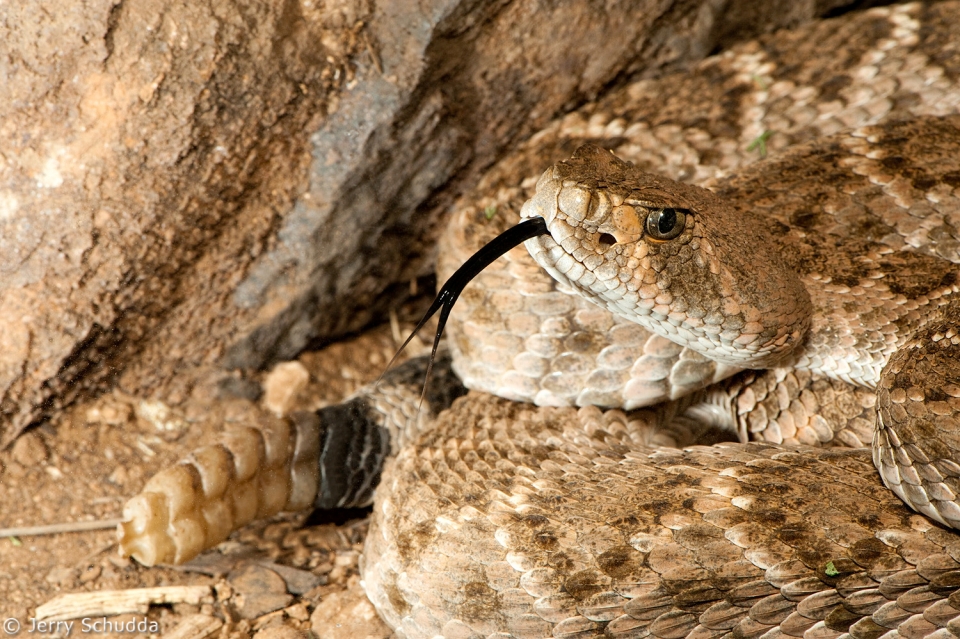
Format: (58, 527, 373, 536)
(119, 4, 960, 638)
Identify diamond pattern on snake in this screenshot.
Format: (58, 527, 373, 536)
(117, 3, 960, 638)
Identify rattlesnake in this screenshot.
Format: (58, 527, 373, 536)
(117, 3, 960, 637)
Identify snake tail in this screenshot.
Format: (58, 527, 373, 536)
(116, 351, 872, 569)
(117, 354, 467, 567)
(117, 408, 322, 566)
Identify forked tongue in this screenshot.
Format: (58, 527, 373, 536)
(379, 217, 550, 404)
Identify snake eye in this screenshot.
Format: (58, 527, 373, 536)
(645, 207, 688, 241)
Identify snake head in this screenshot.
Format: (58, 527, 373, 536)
(520, 144, 812, 368)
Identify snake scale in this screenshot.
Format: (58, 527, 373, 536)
(115, 3, 960, 638)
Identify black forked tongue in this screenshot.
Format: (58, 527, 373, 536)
(380, 216, 550, 405)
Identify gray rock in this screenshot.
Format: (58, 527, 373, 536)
(0, 0, 870, 444)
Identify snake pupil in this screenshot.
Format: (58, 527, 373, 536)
(646, 207, 687, 240)
(658, 209, 677, 234)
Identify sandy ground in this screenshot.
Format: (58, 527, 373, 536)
(0, 318, 436, 638)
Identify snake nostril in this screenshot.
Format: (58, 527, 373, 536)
(598, 233, 617, 247)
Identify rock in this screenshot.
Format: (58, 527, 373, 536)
(261, 362, 310, 416)
(235, 593, 294, 621)
(180, 552, 245, 579)
(257, 562, 323, 596)
(165, 614, 223, 639)
(229, 564, 289, 594)
(3, 461, 25, 479)
(252, 626, 307, 639)
(310, 589, 391, 639)
(78, 564, 101, 584)
(45, 566, 76, 587)
(284, 603, 311, 622)
(11, 431, 47, 466)
(229, 564, 294, 620)
(84, 398, 134, 426)
(0, 0, 355, 446)
(107, 466, 129, 487)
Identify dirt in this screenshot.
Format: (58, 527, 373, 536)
(0, 320, 435, 638)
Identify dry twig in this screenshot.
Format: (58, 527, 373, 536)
(0, 518, 122, 538)
(35, 585, 213, 621)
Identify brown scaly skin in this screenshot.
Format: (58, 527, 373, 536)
(358, 119, 960, 637)
(117, 122, 960, 639)
(523, 116, 960, 531)
(437, 1, 960, 412)
(522, 145, 814, 369)
(364, 393, 960, 639)
(116, 356, 958, 637)
(117, 4, 960, 636)
(874, 307, 960, 527)
(116, 359, 959, 637)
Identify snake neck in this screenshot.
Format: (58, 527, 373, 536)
(521, 144, 812, 369)
(755, 209, 960, 389)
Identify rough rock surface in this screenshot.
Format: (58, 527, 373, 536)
(0, 0, 357, 445)
(0, 0, 873, 445)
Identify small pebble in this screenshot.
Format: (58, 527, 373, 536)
(108, 466, 129, 486)
(229, 565, 293, 620)
(166, 615, 223, 639)
(45, 567, 75, 586)
(253, 626, 307, 639)
(214, 581, 234, 601)
(310, 589, 391, 639)
(229, 564, 289, 595)
(4, 461, 25, 479)
(78, 565, 101, 584)
(284, 603, 310, 622)
(252, 610, 286, 631)
(12, 431, 47, 466)
(262, 361, 310, 416)
(236, 593, 294, 620)
(259, 562, 322, 595)
(85, 400, 133, 425)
